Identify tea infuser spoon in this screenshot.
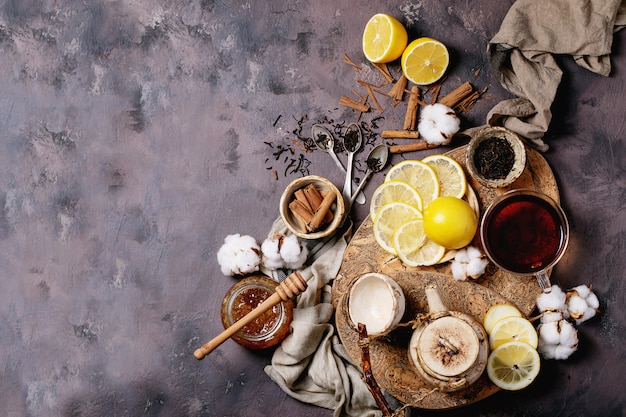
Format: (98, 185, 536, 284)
(350, 143, 389, 205)
(311, 124, 365, 204)
(342, 123, 363, 203)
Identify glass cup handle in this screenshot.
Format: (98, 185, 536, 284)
(535, 270, 552, 293)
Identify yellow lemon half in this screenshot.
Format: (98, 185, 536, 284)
(401, 37, 449, 85)
(362, 14, 408, 63)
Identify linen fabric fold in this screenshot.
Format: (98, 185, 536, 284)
(262, 218, 382, 417)
(486, 0, 626, 151)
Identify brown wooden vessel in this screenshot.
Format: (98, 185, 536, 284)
(331, 145, 559, 409)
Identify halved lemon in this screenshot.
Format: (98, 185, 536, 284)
(422, 154, 467, 199)
(487, 341, 541, 391)
(483, 304, 523, 335)
(401, 37, 449, 85)
(489, 316, 538, 350)
(370, 180, 423, 222)
(385, 160, 439, 206)
(362, 14, 408, 63)
(373, 202, 422, 254)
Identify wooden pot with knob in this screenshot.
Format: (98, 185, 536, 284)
(408, 284, 489, 392)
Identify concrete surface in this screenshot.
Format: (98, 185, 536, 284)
(0, 1, 624, 416)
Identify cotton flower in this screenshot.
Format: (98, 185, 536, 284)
(261, 234, 285, 270)
(537, 319, 579, 360)
(217, 234, 261, 276)
(418, 103, 461, 145)
(566, 285, 599, 325)
(536, 285, 568, 315)
(450, 246, 488, 281)
(260, 233, 309, 271)
(279, 234, 309, 270)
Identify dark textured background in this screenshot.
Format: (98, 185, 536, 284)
(0, 1, 624, 416)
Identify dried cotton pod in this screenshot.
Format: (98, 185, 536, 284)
(537, 319, 579, 360)
(418, 103, 460, 145)
(217, 234, 261, 276)
(566, 284, 599, 324)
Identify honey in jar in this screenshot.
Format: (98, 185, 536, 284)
(221, 275, 294, 350)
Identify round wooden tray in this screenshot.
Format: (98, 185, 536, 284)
(331, 145, 559, 410)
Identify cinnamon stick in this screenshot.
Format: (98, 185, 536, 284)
(439, 81, 474, 108)
(339, 95, 371, 112)
(403, 86, 420, 130)
(381, 130, 419, 139)
(357, 80, 383, 113)
(386, 73, 407, 102)
(294, 189, 313, 212)
(372, 63, 394, 83)
(303, 184, 333, 225)
(389, 141, 440, 154)
(289, 199, 314, 230)
(307, 191, 336, 232)
(358, 323, 394, 417)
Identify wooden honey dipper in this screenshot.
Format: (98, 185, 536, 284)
(194, 272, 307, 360)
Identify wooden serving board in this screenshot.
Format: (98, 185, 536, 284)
(331, 145, 559, 410)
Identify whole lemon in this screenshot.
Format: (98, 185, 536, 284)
(423, 197, 477, 249)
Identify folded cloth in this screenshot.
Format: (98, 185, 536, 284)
(486, 0, 626, 151)
(262, 218, 382, 417)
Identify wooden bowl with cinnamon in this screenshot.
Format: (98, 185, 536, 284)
(279, 175, 346, 240)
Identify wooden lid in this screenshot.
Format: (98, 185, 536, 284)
(417, 316, 480, 378)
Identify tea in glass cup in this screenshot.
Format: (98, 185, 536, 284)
(480, 189, 569, 292)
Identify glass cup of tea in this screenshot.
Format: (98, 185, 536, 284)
(480, 189, 570, 293)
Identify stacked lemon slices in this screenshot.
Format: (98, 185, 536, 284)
(483, 305, 541, 391)
(371, 154, 468, 266)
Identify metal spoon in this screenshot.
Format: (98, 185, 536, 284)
(342, 123, 362, 202)
(311, 124, 365, 204)
(350, 143, 389, 205)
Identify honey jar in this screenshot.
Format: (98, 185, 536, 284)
(220, 275, 294, 350)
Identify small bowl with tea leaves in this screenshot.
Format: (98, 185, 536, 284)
(465, 126, 526, 188)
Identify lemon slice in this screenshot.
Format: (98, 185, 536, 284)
(362, 14, 408, 64)
(483, 304, 523, 335)
(373, 202, 422, 254)
(487, 341, 541, 391)
(401, 37, 449, 85)
(398, 236, 446, 267)
(422, 154, 467, 199)
(370, 180, 423, 222)
(489, 316, 538, 350)
(385, 160, 439, 206)
(393, 219, 427, 261)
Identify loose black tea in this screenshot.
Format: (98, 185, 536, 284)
(473, 137, 515, 179)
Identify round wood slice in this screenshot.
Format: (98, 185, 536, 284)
(332, 145, 559, 409)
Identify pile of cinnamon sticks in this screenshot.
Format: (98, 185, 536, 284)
(288, 184, 336, 233)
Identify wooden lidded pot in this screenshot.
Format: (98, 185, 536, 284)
(408, 285, 488, 392)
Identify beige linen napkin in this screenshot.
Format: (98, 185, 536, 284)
(486, 0, 626, 151)
(262, 218, 383, 417)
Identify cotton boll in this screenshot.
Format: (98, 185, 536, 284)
(217, 234, 261, 276)
(538, 321, 561, 345)
(558, 320, 578, 346)
(261, 235, 285, 270)
(466, 256, 489, 278)
(566, 284, 599, 324)
(537, 319, 578, 360)
(536, 285, 567, 312)
(451, 260, 468, 281)
(280, 234, 309, 270)
(451, 246, 488, 281)
(418, 103, 460, 145)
